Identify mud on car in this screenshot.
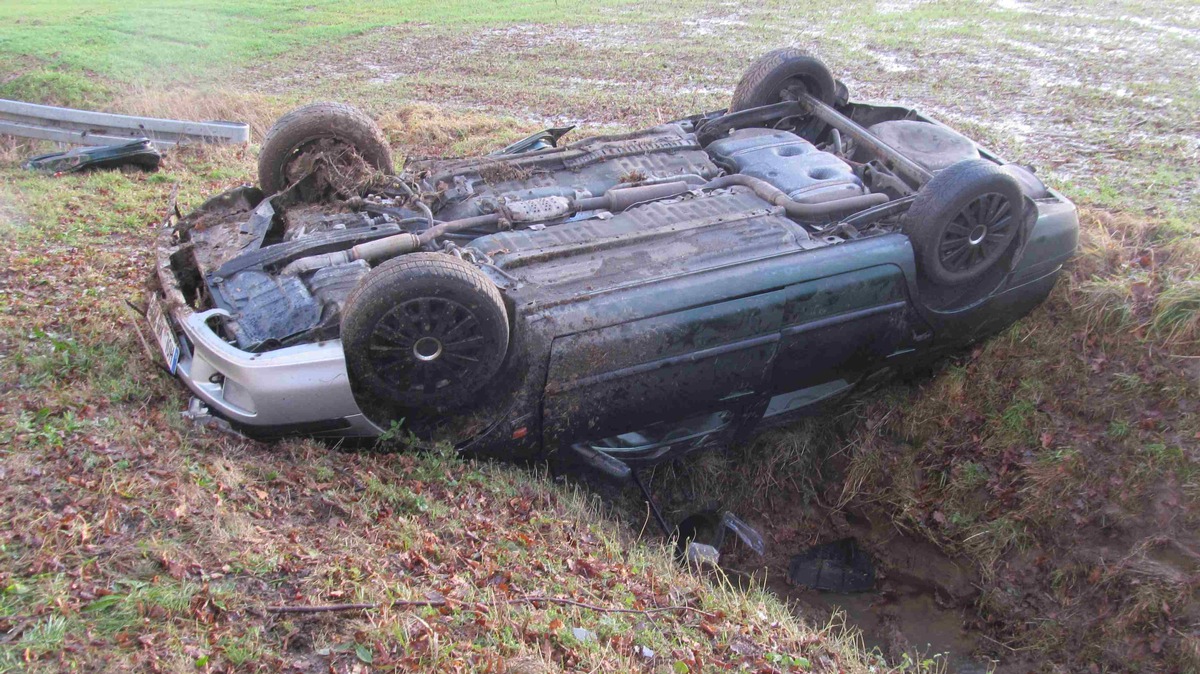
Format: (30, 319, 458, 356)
(145, 50, 1077, 485)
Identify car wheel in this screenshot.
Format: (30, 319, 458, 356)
(903, 159, 1024, 286)
(257, 102, 393, 196)
(341, 253, 509, 409)
(729, 48, 838, 112)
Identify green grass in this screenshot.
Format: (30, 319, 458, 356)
(0, 0, 642, 91)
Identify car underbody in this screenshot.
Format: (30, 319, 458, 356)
(148, 52, 1078, 496)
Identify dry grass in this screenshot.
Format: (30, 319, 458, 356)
(1076, 209, 1200, 348)
(379, 105, 541, 159)
(819, 205, 1200, 670)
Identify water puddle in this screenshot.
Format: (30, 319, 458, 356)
(779, 579, 995, 673)
(715, 507, 1028, 673)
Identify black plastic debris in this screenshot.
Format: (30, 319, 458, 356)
(23, 138, 161, 174)
(788, 538, 875, 593)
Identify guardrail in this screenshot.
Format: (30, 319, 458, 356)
(0, 99, 250, 146)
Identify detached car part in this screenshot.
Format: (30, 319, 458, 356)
(788, 538, 876, 593)
(143, 50, 1077, 491)
(24, 137, 161, 173)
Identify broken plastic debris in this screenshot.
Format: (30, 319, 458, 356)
(787, 538, 875, 593)
(23, 138, 161, 174)
(719, 511, 765, 556)
(675, 509, 766, 562)
(685, 542, 720, 567)
(183, 397, 249, 439)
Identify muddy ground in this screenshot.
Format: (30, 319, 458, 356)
(241, 0, 1199, 226)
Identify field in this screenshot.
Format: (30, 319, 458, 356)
(1, 0, 1197, 672)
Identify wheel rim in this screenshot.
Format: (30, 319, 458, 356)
(939, 192, 1014, 273)
(368, 297, 489, 397)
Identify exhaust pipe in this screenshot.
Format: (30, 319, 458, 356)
(281, 181, 694, 274)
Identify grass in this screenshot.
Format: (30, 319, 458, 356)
(1, 0, 1198, 671)
(0, 0, 646, 92)
(819, 204, 1200, 666)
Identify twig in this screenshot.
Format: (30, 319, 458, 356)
(978, 632, 1031, 653)
(126, 314, 160, 364)
(269, 598, 445, 613)
(162, 183, 180, 228)
(266, 594, 715, 619)
(519, 595, 715, 619)
(0, 619, 32, 645)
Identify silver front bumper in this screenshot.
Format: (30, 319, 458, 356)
(162, 307, 381, 438)
(166, 305, 382, 437)
(151, 209, 382, 438)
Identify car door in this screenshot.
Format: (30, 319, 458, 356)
(764, 263, 917, 420)
(541, 288, 787, 457)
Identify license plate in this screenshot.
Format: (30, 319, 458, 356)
(146, 294, 181, 375)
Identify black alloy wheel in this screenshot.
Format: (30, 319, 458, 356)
(937, 191, 1015, 275)
(904, 159, 1025, 286)
(341, 253, 509, 409)
(370, 296, 491, 397)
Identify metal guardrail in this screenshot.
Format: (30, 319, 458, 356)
(0, 99, 250, 147)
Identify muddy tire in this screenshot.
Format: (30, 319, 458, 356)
(730, 48, 838, 112)
(903, 159, 1024, 286)
(341, 253, 509, 409)
(257, 102, 392, 195)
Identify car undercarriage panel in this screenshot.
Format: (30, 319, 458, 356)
(468, 186, 822, 293)
(707, 128, 867, 204)
(415, 124, 721, 223)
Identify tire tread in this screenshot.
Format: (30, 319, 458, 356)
(903, 159, 1024, 285)
(730, 49, 837, 112)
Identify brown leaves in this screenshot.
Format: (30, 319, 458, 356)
(565, 557, 600, 579)
(188, 586, 223, 625)
(1040, 431, 1056, 449)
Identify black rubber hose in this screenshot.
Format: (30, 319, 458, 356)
(701, 174, 887, 222)
(386, 175, 435, 229)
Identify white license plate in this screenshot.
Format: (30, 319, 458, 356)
(146, 295, 181, 375)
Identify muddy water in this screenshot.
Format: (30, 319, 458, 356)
(719, 509, 1026, 673)
(779, 580, 994, 674)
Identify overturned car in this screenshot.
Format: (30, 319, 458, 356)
(147, 50, 1077, 478)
